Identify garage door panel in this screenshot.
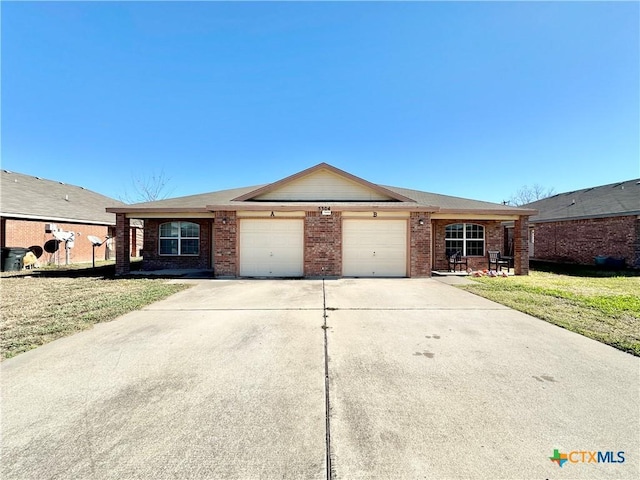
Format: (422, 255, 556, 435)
(343, 219, 407, 277)
(240, 219, 303, 277)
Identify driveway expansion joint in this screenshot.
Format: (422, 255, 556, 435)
(322, 278, 335, 480)
(142, 307, 325, 311)
(315, 307, 509, 311)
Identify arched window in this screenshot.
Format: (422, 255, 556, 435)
(159, 222, 200, 255)
(445, 223, 484, 256)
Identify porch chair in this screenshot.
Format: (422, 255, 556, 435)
(447, 250, 468, 272)
(487, 250, 510, 272)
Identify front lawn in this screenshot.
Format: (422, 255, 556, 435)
(1, 276, 190, 360)
(460, 271, 640, 356)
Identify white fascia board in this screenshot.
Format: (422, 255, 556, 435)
(0, 212, 115, 226)
(431, 213, 521, 221)
(125, 212, 216, 219)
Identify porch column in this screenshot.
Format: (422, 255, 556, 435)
(129, 227, 136, 257)
(410, 212, 432, 277)
(115, 213, 130, 275)
(634, 216, 640, 268)
(514, 216, 529, 275)
(213, 211, 237, 277)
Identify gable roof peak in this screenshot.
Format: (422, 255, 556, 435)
(232, 163, 416, 203)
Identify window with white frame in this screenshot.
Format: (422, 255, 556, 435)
(159, 222, 200, 255)
(445, 223, 484, 256)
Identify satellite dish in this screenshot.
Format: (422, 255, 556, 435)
(52, 230, 73, 241)
(44, 239, 59, 253)
(87, 235, 104, 246)
(88, 235, 109, 268)
(28, 245, 44, 258)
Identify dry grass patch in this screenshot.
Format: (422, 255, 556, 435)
(1, 276, 190, 359)
(460, 271, 640, 356)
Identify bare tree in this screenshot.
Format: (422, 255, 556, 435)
(120, 170, 173, 204)
(507, 184, 556, 206)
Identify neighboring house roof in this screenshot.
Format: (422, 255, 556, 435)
(525, 178, 640, 223)
(1, 170, 124, 225)
(107, 163, 536, 217)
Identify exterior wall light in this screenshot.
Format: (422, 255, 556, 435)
(418, 219, 425, 226)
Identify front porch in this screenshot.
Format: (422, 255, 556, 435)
(430, 217, 529, 276)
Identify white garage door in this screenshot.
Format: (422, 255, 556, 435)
(240, 219, 304, 277)
(342, 219, 407, 277)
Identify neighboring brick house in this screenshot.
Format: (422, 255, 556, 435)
(1, 170, 142, 266)
(108, 163, 535, 277)
(522, 179, 640, 268)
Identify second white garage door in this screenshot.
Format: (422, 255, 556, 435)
(342, 219, 407, 277)
(239, 219, 304, 277)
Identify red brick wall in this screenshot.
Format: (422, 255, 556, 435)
(514, 217, 529, 275)
(213, 211, 237, 277)
(2, 218, 113, 265)
(115, 214, 130, 275)
(532, 215, 638, 267)
(432, 219, 504, 271)
(142, 218, 212, 271)
(135, 212, 536, 276)
(304, 211, 342, 277)
(130, 227, 143, 257)
(410, 212, 431, 277)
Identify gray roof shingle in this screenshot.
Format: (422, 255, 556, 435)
(108, 182, 533, 215)
(383, 185, 523, 212)
(525, 178, 640, 222)
(1, 170, 124, 225)
(122, 185, 263, 210)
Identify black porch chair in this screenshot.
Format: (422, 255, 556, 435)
(487, 250, 510, 272)
(447, 250, 468, 272)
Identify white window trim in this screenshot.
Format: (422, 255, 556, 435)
(159, 221, 200, 256)
(445, 223, 485, 257)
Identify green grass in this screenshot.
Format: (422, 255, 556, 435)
(460, 271, 640, 356)
(1, 276, 190, 360)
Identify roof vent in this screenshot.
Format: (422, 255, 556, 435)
(570, 199, 576, 205)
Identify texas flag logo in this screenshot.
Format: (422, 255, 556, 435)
(550, 449, 568, 467)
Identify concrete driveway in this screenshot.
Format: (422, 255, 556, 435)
(2, 279, 638, 479)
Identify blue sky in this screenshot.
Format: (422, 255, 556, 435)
(2, 1, 639, 205)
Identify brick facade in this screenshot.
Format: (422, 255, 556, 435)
(635, 217, 640, 268)
(142, 218, 212, 271)
(213, 211, 238, 277)
(115, 214, 130, 275)
(532, 215, 639, 267)
(134, 213, 533, 276)
(1, 217, 116, 266)
(304, 211, 342, 277)
(513, 217, 529, 275)
(432, 219, 505, 272)
(410, 212, 431, 277)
